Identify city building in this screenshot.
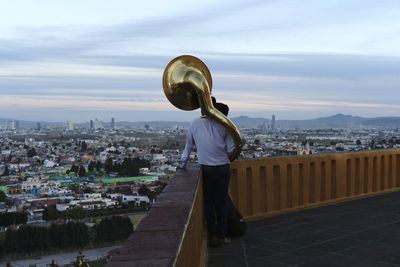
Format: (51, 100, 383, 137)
(8, 121, 15, 130)
(94, 119, 101, 130)
(111, 117, 116, 129)
(271, 114, 276, 131)
(67, 121, 74, 131)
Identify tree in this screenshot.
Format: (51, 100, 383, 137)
(0, 190, 7, 202)
(356, 139, 362, 146)
(49, 223, 68, 248)
(43, 206, 63, 221)
(83, 187, 94, 194)
(70, 222, 90, 248)
(0, 212, 28, 227)
(370, 140, 376, 149)
(27, 147, 37, 157)
(88, 161, 95, 172)
(78, 166, 87, 177)
(67, 206, 86, 220)
(0, 165, 9, 176)
(4, 225, 49, 253)
(69, 184, 80, 194)
(104, 158, 113, 174)
(94, 216, 133, 243)
(95, 161, 103, 171)
(138, 185, 157, 202)
(119, 158, 139, 177)
(81, 141, 88, 151)
(70, 164, 79, 173)
(138, 184, 150, 196)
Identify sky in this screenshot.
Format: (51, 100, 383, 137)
(0, 0, 399, 122)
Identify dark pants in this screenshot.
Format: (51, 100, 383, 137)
(201, 164, 230, 238)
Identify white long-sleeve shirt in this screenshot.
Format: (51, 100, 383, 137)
(180, 117, 235, 167)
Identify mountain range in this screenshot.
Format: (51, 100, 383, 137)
(231, 114, 400, 129)
(1, 114, 399, 129)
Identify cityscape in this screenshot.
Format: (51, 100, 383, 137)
(1, 114, 400, 265)
(1, 0, 400, 266)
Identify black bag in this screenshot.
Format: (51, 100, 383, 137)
(226, 195, 246, 238)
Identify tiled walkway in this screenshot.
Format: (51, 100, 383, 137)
(208, 192, 400, 267)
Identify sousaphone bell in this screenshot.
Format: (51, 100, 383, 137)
(162, 55, 242, 161)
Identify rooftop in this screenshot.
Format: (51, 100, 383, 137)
(209, 191, 400, 267)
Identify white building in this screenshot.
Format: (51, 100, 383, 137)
(21, 177, 48, 192)
(25, 137, 36, 146)
(44, 160, 57, 168)
(8, 121, 15, 130)
(57, 197, 118, 211)
(152, 153, 165, 161)
(121, 195, 150, 206)
(94, 119, 101, 130)
(83, 193, 102, 199)
(67, 121, 74, 131)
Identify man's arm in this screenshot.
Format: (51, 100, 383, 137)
(179, 126, 194, 168)
(225, 130, 235, 155)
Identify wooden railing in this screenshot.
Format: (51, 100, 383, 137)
(230, 149, 400, 220)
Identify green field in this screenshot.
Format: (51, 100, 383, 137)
(101, 176, 158, 184)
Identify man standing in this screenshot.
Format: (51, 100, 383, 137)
(179, 99, 234, 246)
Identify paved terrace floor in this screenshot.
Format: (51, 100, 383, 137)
(208, 191, 400, 267)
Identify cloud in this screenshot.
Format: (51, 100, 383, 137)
(0, 95, 171, 110)
(0, 0, 400, 121)
(1, 52, 399, 122)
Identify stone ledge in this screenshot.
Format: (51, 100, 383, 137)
(106, 163, 201, 266)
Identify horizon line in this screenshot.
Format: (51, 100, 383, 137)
(1, 113, 400, 124)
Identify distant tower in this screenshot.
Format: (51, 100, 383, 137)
(94, 119, 101, 130)
(8, 121, 15, 130)
(37, 122, 41, 131)
(111, 118, 116, 129)
(90, 120, 94, 131)
(67, 121, 74, 131)
(15, 120, 20, 130)
(262, 121, 267, 133)
(271, 115, 276, 131)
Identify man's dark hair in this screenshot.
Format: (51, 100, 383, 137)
(215, 102, 229, 116)
(212, 96, 217, 106)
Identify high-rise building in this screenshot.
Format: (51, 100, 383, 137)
(271, 115, 276, 131)
(8, 121, 15, 130)
(90, 120, 94, 131)
(37, 122, 41, 131)
(94, 119, 101, 130)
(111, 117, 116, 129)
(67, 121, 74, 131)
(15, 120, 20, 130)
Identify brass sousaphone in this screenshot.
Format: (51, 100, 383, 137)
(162, 55, 242, 161)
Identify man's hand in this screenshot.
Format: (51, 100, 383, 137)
(176, 162, 186, 170)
